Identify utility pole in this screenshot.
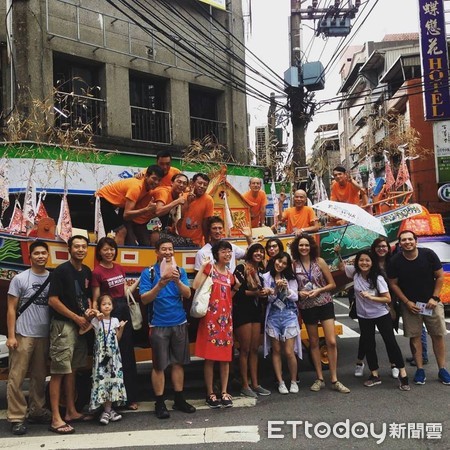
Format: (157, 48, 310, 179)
(287, 0, 361, 188)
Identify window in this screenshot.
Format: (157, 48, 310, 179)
(129, 73, 171, 144)
(53, 55, 105, 136)
(189, 87, 226, 143)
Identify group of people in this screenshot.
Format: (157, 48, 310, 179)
(5, 157, 449, 435)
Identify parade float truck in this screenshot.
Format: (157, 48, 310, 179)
(0, 143, 447, 378)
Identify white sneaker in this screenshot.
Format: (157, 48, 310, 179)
(289, 381, 299, 394)
(354, 363, 365, 377)
(278, 381, 289, 394)
(391, 367, 400, 379)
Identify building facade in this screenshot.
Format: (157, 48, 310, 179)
(0, 0, 249, 161)
(337, 33, 448, 214)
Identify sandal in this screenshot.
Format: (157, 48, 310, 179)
(205, 393, 221, 409)
(126, 402, 138, 411)
(221, 392, 233, 408)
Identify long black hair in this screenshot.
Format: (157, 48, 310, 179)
(269, 252, 295, 280)
(354, 250, 380, 289)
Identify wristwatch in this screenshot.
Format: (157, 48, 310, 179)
(432, 295, 441, 302)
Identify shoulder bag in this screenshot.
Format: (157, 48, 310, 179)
(190, 266, 214, 319)
(127, 277, 143, 330)
(17, 274, 52, 318)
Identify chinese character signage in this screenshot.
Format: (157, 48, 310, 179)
(433, 121, 450, 182)
(419, 0, 450, 120)
(198, 0, 226, 10)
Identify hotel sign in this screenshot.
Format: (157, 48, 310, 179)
(418, 0, 450, 120)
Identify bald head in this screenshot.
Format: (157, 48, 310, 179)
(293, 190, 307, 208)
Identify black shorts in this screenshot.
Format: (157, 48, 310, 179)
(99, 197, 124, 233)
(301, 302, 335, 325)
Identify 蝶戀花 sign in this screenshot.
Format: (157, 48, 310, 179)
(419, 0, 450, 120)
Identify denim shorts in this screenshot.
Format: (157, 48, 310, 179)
(266, 307, 300, 342)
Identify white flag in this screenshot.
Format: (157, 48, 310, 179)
(271, 181, 279, 227)
(94, 195, 106, 240)
(223, 191, 234, 237)
(57, 194, 72, 243)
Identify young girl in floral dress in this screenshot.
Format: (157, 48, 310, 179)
(90, 294, 128, 424)
(193, 240, 239, 408)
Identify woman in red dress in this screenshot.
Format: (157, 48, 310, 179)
(193, 240, 240, 408)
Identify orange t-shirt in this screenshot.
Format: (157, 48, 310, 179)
(160, 166, 181, 187)
(96, 178, 148, 208)
(131, 188, 164, 225)
(177, 193, 214, 246)
(243, 189, 268, 228)
(282, 206, 317, 234)
(330, 181, 361, 205)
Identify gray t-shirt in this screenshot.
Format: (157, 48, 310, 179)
(8, 269, 50, 337)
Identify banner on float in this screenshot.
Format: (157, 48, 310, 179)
(418, 0, 450, 120)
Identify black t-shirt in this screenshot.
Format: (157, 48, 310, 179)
(48, 261, 92, 321)
(387, 248, 442, 303)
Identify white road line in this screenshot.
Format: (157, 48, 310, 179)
(334, 298, 350, 309)
(0, 425, 260, 449)
(335, 320, 360, 338)
(0, 397, 257, 421)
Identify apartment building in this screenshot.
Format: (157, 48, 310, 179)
(0, 0, 249, 162)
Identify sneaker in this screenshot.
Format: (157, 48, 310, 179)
(354, 363, 365, 377)
(332, 380, 350, 393)
(205, 393, 221, 409)
(99, 411, 110, 425)
(221, 392, 233, 408)
(173, 399, 196, 413)
(11, 422, 27, 435)
(413, 368, 426, 385)
(391, 367, 400, 379)
(363, 375, 382, 387)
(399, 376, 410, 391)
(108, 410, 122, 422)
(310, 379, 325, 392)
(278, 381, 289, 395)
(438, 368, 450, 385)
(289, 381, 299, 394)
(240, 386, 258, 398)
(252, 385, 271, 396)
(155, 402, 170, 419)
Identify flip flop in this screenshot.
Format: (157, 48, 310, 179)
(126, 403, 138, 411)
(66, 414, 95, 423)
(48, 423, 75, 434)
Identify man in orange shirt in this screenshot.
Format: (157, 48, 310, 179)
(243, 178, 268, 228)
(126, 173, 188, 246)
(278, 189, 320, 235)
(96, 165, 163, 244)
(177, 173, 214, 246)
(330, 166, 367, 206)
(156, 150, 181, 187)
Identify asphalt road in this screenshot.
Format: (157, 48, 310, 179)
(0, 298, 449, 450)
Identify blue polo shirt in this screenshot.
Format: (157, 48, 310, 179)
(140, 263, 188, 327)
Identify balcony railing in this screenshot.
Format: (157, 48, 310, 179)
(54, 91, 105, 136)
(190, 116, 227, 144)
(131, 106, 172, 144)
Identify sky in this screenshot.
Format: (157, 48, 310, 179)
(245, 0, 421, 156)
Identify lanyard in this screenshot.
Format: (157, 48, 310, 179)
(299, 261, 313, 283)
(101, 319, 112, 351)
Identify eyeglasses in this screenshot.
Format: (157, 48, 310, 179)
(376, 245, 388, 249)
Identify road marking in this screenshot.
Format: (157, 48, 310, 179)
(334, 298, 350, 309)
(0, 425, 260, 448)
(334, 320, 360, 338)
(0, 397, 257, 421)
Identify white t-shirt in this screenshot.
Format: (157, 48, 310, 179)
(8, 269, 50, 337)
(194, 242, 245, 272)
(345, 265, 389, 319)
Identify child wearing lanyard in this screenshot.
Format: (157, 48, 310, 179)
(89, 295, 128, 424)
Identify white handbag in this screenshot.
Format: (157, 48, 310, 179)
(190, 268, 214, 319)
